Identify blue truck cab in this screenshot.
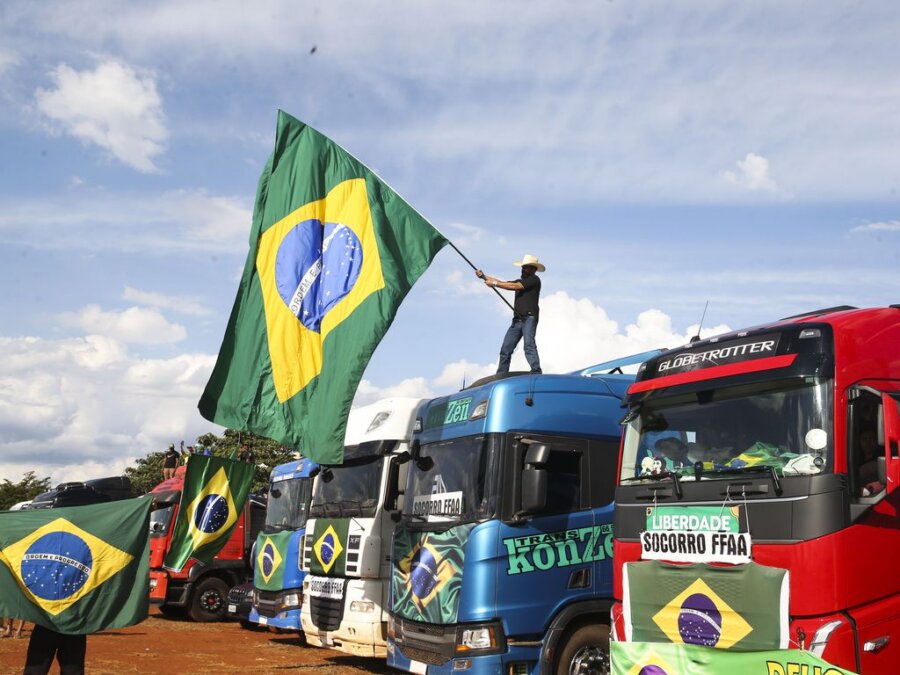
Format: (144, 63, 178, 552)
(387, 370, 633, 675)
(249, 457, 317, 630)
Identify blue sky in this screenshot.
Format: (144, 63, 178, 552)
(1, 1, 898, 484)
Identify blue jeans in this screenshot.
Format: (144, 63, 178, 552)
(497, 315, 541, 373)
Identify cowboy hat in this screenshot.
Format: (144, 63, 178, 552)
(513, 254, 545, 272)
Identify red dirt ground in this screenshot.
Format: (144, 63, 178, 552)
(0, 608, 393, 674)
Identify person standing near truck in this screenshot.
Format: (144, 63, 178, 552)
(475, 254, 544, 374)
(162, 444, 179, 480)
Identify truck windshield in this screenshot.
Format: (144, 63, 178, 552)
(310, 454, 383, 519)
(265, 477, 312, 531)
(149, 504, 175, 537)
(620, 378, 833, 482)
(404, 434, 499, 526)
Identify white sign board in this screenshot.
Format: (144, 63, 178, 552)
(639, 530, 752, 564)
(411, 491, 463, 521)
(308, 575, 344, 600)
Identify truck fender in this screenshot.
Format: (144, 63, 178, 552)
(539, 599, 613, 675)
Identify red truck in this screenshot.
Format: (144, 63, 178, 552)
(148, 466, 266, 621)
(612, 305, 900, 673)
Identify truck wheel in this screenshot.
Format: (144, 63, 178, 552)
(188, 577, 229, 622)
(555, 624, 610, 675)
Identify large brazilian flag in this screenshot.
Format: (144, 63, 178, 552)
(164, 455, 256, 572)
(199, 110, 449, 465)
(0, 498, 151, 634)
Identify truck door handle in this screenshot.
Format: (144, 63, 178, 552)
(864, 636, 890, 653)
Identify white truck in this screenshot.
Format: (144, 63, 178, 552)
(300, 397, 422, 658)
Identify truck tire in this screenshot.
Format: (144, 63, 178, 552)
(555, 624, 610, 675)
(188, 577, 229, 622)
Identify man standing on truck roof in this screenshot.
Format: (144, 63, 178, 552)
(163, 444, 179, 480)
(475, 254, 544, 374)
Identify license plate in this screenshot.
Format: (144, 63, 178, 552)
(227, 604, 237, 613)
(258, 616, 268, 625)
(308, 575, 344, 600)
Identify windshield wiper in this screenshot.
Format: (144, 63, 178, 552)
(622, 471, 683, 498)
(700, 465, 783, 496)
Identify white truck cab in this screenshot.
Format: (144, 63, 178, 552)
(300, 397, 422, 658)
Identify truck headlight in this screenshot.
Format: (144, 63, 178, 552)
(282, 593, 301, 608)
(350, 600, 375, 613)
(455, 621, 506, 655)
(149, 578, 158, 590)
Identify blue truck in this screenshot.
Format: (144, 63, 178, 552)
(387, 367, 636, 675)
(248, 457, 317, 630)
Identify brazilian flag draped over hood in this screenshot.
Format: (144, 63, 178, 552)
(199, 110, 449, 465)
(0, 497, 151, 634)
(164, 454, 256, 572)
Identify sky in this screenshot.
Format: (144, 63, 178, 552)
(1, 1, 899, 485)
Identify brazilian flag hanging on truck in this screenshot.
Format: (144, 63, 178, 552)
(0, 497, 151, 634)
(610, 642, 856, 675)
(623, 560, 789, 651)
(199, 110, 448, 465)
(164, 454, 256, 572)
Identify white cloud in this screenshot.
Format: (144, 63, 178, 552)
(850, 220, 900, 234)
(35, 59, 167, 172)
(0, 189, 252, 254)
(57, 305, 187, 344)
(123, 286, 212, 317)
(723, 153, 778, 192)
(0, 334, 218, 485)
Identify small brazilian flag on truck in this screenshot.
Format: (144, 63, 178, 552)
(198, 110, 448, 465)
(164, 454, 256, 572)
(0, 497, 151, 634)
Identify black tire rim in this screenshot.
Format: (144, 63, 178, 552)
(568, 644, 610, 675)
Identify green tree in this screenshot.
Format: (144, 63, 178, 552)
(125, 431, 299, 495)
(0, 471, 52, 510)
(198, 429, 298, 493)
(124, 451, 169, 496)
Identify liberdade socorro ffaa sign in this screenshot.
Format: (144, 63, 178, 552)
(640, 505, 752, 564)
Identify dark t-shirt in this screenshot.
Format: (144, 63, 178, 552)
(513, 274, 541, 319)
(163, 450, 179, 469)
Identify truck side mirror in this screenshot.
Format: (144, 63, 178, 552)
(521, 468, 547, 514)
(519, 442, 550, 516)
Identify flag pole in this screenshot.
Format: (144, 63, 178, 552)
(446, 240, 515, 312)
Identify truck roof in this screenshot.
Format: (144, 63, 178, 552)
(269, 457, 317, 481)
(416, 372, 634, 442)
(343, 396, 423, 446)
(628, 305, 900, 397)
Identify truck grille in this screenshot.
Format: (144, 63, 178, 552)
(393, 617, 456, 666)
(254, 589, 284, 618)
(309, 594, 345, 631)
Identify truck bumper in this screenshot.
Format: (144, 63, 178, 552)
(249, 607, 302, 631)
(302, 612, 386, 658)
(387, 638, 542, 675)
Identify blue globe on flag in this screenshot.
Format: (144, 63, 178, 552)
(21, 531, 93, 601)
(194, 495, 230, 534)
(275, 219, 363, 333)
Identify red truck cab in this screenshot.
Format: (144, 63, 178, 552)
(612, 306, 900, 673)
(148, 466, 265, 621)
